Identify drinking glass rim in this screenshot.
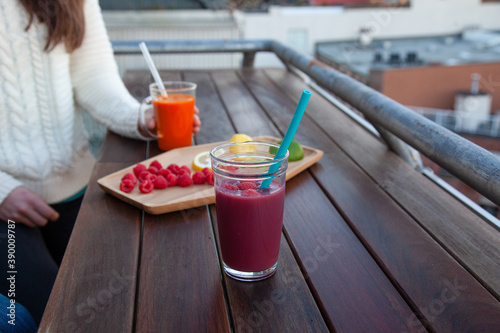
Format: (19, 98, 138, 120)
(149, 81, 197, 93)
(210, 141, 289, 167)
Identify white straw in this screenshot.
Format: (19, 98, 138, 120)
(139, 42, 167, 97)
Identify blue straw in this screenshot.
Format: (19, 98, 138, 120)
(261, 90, 311, 188)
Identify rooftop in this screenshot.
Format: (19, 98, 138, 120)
(316, 30, 500, 77)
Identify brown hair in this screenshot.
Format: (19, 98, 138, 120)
(20, 0, 86, 52)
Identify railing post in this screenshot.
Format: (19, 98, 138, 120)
(242, 51, 256, 68)
(372, 124, 421, 168)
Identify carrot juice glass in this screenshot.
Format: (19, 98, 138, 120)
(211, 142, 289, 281)
(140, 81, 196, 151)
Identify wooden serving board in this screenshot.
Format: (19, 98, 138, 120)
(97, 136, 323, 215)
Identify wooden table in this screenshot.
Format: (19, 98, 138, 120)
(40, 68, 500, 332)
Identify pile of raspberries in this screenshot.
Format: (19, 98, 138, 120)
(120, 160, 214, 194)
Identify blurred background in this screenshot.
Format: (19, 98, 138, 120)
(88, 0, 500, 216)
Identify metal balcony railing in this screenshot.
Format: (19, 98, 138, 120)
(112, 39, 500, 208)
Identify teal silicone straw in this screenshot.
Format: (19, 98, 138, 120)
(261, 90, 311, 188)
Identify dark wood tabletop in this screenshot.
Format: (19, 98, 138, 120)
(40, 68, 500, 333)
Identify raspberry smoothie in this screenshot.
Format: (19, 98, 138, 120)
(211, 141, 289, 281)
(215, 181, 285, 274)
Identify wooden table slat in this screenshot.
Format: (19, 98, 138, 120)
(210, 70, 282, 139)
(137, 210, 231, 332)
(183, 71, 236, 144)
(40, 131, 147, 331)
(97, 132, 148, 163)
(40, 132, 147, 332)
(285, 172, 428, 332)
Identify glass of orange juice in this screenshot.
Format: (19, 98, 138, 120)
(140, 81, 197, 151)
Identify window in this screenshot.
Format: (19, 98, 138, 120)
(287, 29, 309, 52)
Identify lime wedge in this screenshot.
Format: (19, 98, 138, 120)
(269, 138, 304, 161)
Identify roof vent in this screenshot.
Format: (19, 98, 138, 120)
(454, 73, 492, 132)
(388, 53, 401, 66)
(405, 51, 417, 64)
(373, 52, 384, 63)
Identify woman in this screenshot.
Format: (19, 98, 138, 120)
(0, 0, 200, 325)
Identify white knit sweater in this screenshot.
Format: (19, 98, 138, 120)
(0, 0, 144, 204)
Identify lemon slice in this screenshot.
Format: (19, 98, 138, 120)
(229, 133, 252, 143)
(229, 133, 255, 154)
(192, 151, 211, 171)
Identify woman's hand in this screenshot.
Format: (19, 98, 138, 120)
(138, 107, 156, 138)
(193, 106, 201, 134)
(0, 187, 59, 228)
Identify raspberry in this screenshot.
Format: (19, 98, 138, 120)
(167, 164, 180, 175)
(205, 172, 214, 185)
(133, 163, 147, 177)
(242, 189, 260, 196)
(121, 172, 137, 185)
(178, 169, 189, 176)
(147, 166, 159, 175)
(238, 181, 256, 190)
(145, 173, 157, 183)
(224, 166, 238, 173)
(202, 167, 212, 176)
(177, 173, 193, 187)
(159, 168, 171, 178)
(166, 174, 178, 187)
(154, 175, 168, 189)
(150, 160, 163, 170)
(180, 165, 191, 175)
(120, 179, 135, 193)
(139, 180, 154, 193)
(192, 171, 206, 185)
(138, 171, 151, 183)
(223, 183, 238, 191)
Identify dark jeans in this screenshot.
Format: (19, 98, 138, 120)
(0, 196, 82, 326)
(0, 293, 37, 333)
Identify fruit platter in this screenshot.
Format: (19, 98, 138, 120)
(97, 136, 323, 215)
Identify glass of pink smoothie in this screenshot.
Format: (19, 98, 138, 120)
(210, 141, 289, 281)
